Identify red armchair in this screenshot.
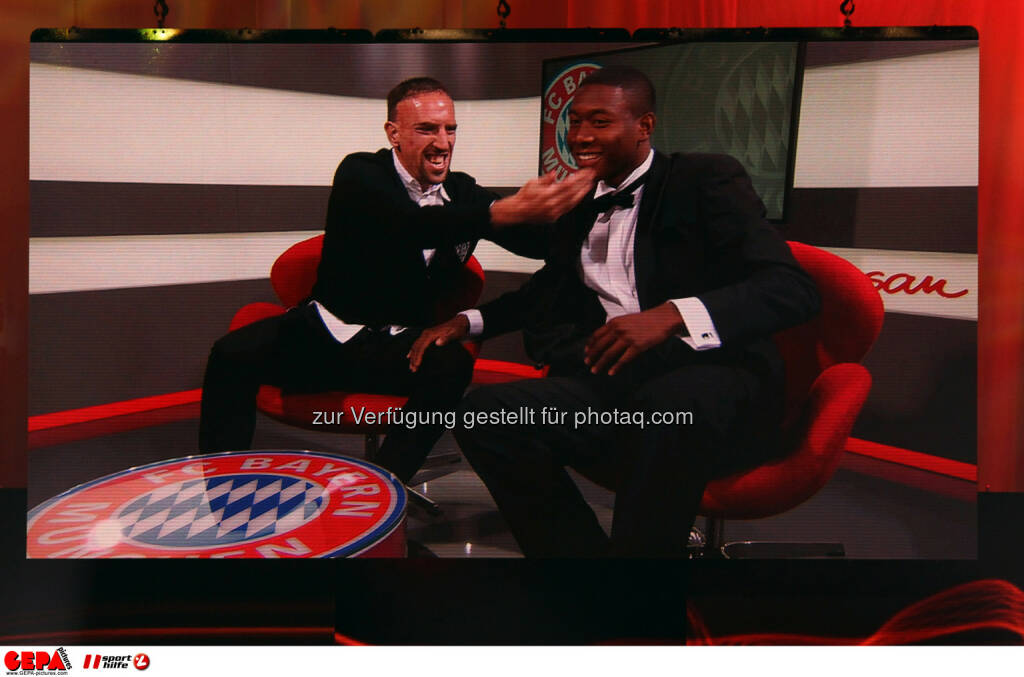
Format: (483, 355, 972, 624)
(696, 241, 884, 556)
(229, 234, 485, 512)
(573, 241, 884, 556)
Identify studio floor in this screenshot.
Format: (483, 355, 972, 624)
(27, 406, 977, 560)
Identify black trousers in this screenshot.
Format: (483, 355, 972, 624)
(198, 303, 474, 483)
(453, 340, 783, 558)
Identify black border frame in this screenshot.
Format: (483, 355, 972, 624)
(30, 25, 978, 42)
(14, 24, 1006, 648)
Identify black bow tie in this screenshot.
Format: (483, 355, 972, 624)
(588, 171, 650, 214)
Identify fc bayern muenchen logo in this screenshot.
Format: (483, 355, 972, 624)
(27, 451, 405, 558)
(540, 62, 602, 180)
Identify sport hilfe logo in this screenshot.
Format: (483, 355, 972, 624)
(3, 648, 70, 673)
(82, 654, 149, 670)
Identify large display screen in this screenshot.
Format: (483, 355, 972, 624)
(28, 33, 977, 563)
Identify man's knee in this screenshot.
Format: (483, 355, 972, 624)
(207, 332, 238, 367)
(453, 383, 507, 447)
(625, 367, 736, 427)
(208, 329, 256, 370)
(417, 342, 474, 387)
(460, 381, 506, 411)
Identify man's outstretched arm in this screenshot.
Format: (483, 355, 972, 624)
(327, 154, 594, 249)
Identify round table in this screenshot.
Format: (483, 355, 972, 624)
(27, 450, 407, 558)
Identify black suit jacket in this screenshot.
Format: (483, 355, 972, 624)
(312, 148, 497, 328)
(478, 152, 820, 374)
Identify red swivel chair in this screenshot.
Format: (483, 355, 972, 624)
(577, 241, 884, 557)
(696, 241, 884, 557)
(229, 234, 485, 513)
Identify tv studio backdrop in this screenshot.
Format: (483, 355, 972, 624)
(25, 30, 977, 560)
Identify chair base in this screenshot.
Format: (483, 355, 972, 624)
(363, 432, 459, 517)
(406, 486, 443, 516)
(419, 450, 462, 471)
(696, 518, 846, 559)
(687, 526, 708, 557)
(719, 541, 845, 559)
(410, 465, 461, 485)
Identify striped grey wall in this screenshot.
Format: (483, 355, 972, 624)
(32, 182, 976, 252)
(29, 278, 276, 415)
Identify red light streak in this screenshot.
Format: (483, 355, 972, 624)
(688, 579, 1024, 645)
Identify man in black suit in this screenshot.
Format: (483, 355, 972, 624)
(410, 66, 820, 557)
(198, 77, 593, 484)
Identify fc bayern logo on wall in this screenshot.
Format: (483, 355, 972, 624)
(27, 451, 406, 558)
(540, 62, 601, 180)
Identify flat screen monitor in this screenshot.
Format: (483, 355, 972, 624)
(541, 41, 804, 221)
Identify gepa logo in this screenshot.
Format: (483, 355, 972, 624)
(3, 648, 70, 674)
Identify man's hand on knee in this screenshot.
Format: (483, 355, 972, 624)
(408, 314, 470, 372)
(585, 302, 684, 375)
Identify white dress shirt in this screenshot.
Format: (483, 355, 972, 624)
(464, 149, 721, 351)
(313, 149, 449, 343)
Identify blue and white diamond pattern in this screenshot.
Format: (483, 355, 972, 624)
(555, 102, 579, 170)
(116, 474, 325, 548)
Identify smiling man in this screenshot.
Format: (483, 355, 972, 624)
(387, 86, 455, 185)
(198, 77, 593, 486)
(413, 66, 820, 557)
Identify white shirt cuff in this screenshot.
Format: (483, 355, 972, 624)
(669, 297, 721, 351)
(460, 309, 484, 338)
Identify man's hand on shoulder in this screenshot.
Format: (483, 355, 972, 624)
(491, 168, 596, 226)
(408, 315, 471, 372)
(585, 303, 684, 376)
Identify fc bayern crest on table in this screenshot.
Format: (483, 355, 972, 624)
(540, 62, 601, 181)
(27, 451, 407, 558)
